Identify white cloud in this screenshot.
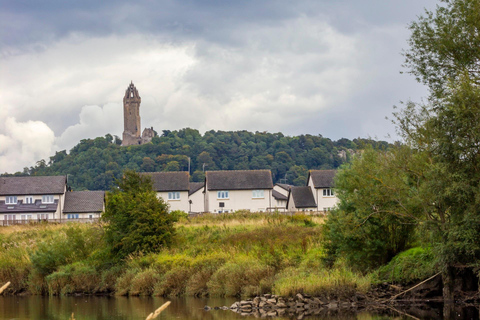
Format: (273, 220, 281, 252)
(0, 117, 55, 173)
(54, 103, 123, 151)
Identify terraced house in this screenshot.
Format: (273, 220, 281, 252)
(0, 176, 104, 226)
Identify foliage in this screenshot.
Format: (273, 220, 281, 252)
(404, 0, 480, 100)
(323, 146, 419, 271)
(3, 131, 389, 190)
(102, 170, 177, 261)
(375, 247, 437, 284)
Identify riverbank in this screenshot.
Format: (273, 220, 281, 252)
(0, 212, 440, 299)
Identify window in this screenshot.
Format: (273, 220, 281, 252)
(168, 192, 180, 200)
(323, 207, 332, 212)
(39, 214, 49, 220)
(5, 196, 17, 204)
(42, 195, 54, 203)
(217, 191, 229, 199)
(25, 196, 34, 204)
(68, 214, 79, 219)
(323, 189, 334, 197)
(252, 190, 264, 198)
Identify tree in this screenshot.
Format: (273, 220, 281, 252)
(102, 170, 176, 261)
(324, 146, 421, 270)
(404, 0, 480, 100)
(401, 0, 480, 301)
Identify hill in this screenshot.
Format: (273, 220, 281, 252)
(2, 128, 389, 191)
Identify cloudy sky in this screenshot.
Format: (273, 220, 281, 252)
(0, 0, 438, 173)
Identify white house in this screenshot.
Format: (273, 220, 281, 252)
(204, 170, 274, 213)
(286, 186, 317, 212)
(142, 172, 190, 212)
(63, 191, 105, 220)
(307, 170, 339, 213)
(271, 184, 291, 211)
(0, 176, 67, 224)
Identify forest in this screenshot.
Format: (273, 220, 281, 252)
(2, 129, 388, 191)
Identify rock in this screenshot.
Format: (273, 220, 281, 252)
(230, 302, 239, 309)
(266, 298, 276, 304)
(296, 293, 304, 301)
(240, 300, 252, 306)
(276, 302, 287, 308)
(204, 306, 211, 311)
(214, 306, 220, 310)
(327, 302, 338, 309)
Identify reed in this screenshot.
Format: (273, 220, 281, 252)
(146, 301, 171, 320)
(0, 281, 11, 294)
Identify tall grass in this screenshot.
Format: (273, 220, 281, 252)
(0, 213, 372, 298)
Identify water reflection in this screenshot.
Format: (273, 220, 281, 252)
(0, 296, 478, 320)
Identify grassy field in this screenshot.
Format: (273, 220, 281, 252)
(0, 212, 374, 298)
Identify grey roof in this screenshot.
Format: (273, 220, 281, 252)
(309, 170, 337, 188)
(0, 199, 58, 213)
(272, 189, 288, 201)
(141, 172, 190, 192)
(275, 183, 292, 192)
(189, 182, 204, 196)
(206, 170, 273, 191)
(63, 191, 105, 213)
(289, 186, 317, 208)
(0, 176, 66, 195)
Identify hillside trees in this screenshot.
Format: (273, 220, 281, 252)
(7, 131, 386, 190)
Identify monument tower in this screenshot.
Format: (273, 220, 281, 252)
(121, 81, 155, 146)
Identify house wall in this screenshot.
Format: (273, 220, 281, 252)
(273, 185, 289, 197)
(156, 191, 189, 212)
(272, 198, 287, 211)
(63, 212, 102, 220)
(0, 193, 64, 220)
(189, 190, 204, 213)
(206, 189, 272, 213)
(307, 177, 339, 212)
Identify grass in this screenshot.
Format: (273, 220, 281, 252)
(0, 212, 372, 298)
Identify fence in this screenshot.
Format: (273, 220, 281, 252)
(0, 218, 100, 227)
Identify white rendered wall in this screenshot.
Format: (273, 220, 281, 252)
(206, 189, 272, 213)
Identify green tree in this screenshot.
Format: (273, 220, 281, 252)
(324, 146, 420, 270)
(404, 0, 480, 100)
(102, 170, 176, 261)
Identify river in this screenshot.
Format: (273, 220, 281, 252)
(0, 296, 478, 319)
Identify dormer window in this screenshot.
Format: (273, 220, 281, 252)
(5, 196, 17, 204)
(42, 195, 54, 204)
(25, 196, 34, 204)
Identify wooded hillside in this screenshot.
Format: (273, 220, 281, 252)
(3, 128, 388, 191)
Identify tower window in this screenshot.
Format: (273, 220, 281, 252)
(131, 91, 133, 97)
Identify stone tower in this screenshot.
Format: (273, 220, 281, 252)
(122, 82, 142, 146)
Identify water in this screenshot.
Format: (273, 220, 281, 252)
(0, 296, 478, 320)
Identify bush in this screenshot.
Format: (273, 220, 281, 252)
(207, 256, 274, 297)
(46, 262, 100, 295)
(375, 247, 437, 284)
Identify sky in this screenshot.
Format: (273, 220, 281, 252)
(0, 0, 438, 173)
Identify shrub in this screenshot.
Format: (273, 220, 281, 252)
(207, 256, 274, 297)
(46, 262, 100, 295)
(129, 268, 160, 296)
(375, 247, 437, 284)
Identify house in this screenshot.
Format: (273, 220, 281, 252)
(142, 172, 190, 212)
(63, 191, 105, 220)
(0, 176, 67, 224)
(307, 170, 338, 212)
(271, 183, 291, 211)
(204, 170, 273, 213)
(188, 182, 204, 213)
(286, 186, 317, 212)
